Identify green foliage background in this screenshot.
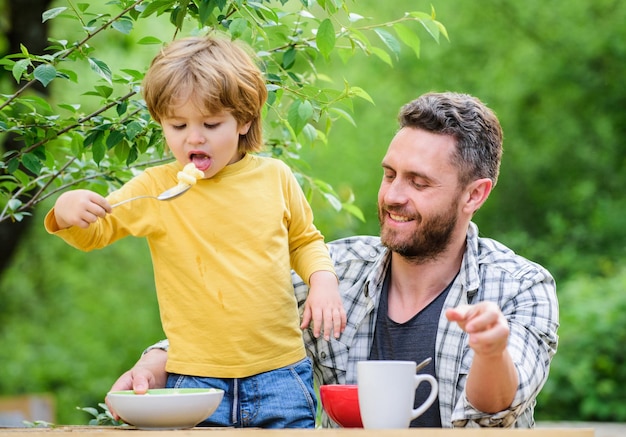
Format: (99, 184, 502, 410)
(1, 0, 625, 425)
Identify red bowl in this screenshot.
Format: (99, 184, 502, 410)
(319, 384, 363, 428)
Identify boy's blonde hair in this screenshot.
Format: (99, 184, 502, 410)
(143, 35, 267, 153)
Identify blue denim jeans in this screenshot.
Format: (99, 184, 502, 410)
(167, 357, 317, 428)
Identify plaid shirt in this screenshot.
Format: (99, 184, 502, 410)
(295, 222, 558, 428)
(149, 222, 558, 428)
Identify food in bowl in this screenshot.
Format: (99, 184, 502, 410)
(319, 384, 363, 428)
(106, 388, 224, 429)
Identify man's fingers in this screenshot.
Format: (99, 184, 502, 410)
(445, 304, 473, 322)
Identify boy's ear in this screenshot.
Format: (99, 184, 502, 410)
(239, 120, 252, 135)
(463, 178, 492, 214)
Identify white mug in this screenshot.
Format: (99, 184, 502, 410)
(357, 360, 438, 429)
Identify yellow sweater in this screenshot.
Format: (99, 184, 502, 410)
(45, 154, 335, 378)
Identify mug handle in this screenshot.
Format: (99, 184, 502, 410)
(410, 374, 438, 421)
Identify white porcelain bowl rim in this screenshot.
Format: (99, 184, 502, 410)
(107, 388, 224, 429)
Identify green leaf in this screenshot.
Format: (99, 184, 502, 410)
(374, 28, 401, 59)
(58, 103, 80, 113)
(120, 69, 144, 80)
(288, 102, 303, 136)
(141, 0, 175, 18)
(112, 18, 133, 35)
(348, 13, 365, 23)
(125, 121, 143, 140)
(328, 107, 356, 127)
(342, 202, 365, 222)
(19, 43, 30, 57)
(21, 153, 43, 175)
(198, 0, 217, 25)
(409, 12, 442, 43)
(172, 0, 190, 29)
(83, 129, 102, 147)
(137, 36, 162, 45)
(114, 138, 130, 162)
(7, 198, 23, 212)
(12, 59, 30, 83)
(7, 157, 20, 173)
(116, 101, 128, 116)
(301, 124, 317, 143)
(282, 46, 296, 69)
(42, 7, 67, 23)
(322, 192, 342, 211)
(126, 145, 138, 166)
(229, 17, 248, 38)
(287, 100, 314, 137)
(393, 23, 421, 59)
(106, 131, 125, 149)
(316, 19, 335, 58)
(94, 85, 113, 98)
(57, 68, 78, 83)
(348, 86, 374, 105)
(12, 169, 30, 187)
(287, 100, 313, 136)
(79, 407, 98, 417)
(370, 46, 392, 66)
(88, 57, 112, 84)
(298, 100, 314, 121)
(70, 132, 84, 157)
(92, 139, 105, 164)
(33, 64, 57, 87)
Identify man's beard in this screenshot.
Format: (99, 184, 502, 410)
(378, 200, 458, 263)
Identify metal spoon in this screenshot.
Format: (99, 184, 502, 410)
(110, 184, 192, 208)
(416, 357, 432, 373)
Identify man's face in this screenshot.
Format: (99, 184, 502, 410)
(377, 127, 463, 262)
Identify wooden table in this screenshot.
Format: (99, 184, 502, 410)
(0, 426, 595, 436)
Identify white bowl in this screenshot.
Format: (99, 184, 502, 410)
(106, 388, 224, 429)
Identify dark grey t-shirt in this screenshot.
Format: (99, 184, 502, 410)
(369, 270, 453, 427)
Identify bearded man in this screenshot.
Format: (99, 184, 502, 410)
(107, 92, 559, 429)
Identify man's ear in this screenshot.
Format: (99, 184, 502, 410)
(463, 178, 493, 214)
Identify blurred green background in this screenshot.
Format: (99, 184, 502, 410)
(1, 0, 625, 425)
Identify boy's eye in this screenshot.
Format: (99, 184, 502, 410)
(204, 122, 219, 129)
(171, 124, 186, 130)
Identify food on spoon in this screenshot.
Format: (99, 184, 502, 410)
(176, 163, 204, 187)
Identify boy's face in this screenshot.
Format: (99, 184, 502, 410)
(160, 98, 251, 178)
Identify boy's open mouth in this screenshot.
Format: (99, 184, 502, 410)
(190, 153, 211, 172)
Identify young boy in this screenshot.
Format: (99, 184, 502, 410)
(44, 35, 346, 428)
